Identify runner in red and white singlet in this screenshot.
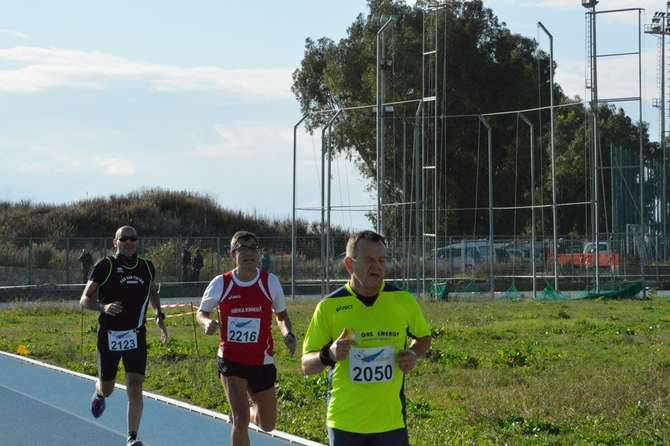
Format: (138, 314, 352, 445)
(213, 270, 277, 365)
(197, 231, 297, 446)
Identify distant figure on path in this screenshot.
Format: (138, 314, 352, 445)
(79, 249, 94, 283)
(192, 249, 204, 281)
(182, 246, 192, 281)
(260, 248, 272, 273)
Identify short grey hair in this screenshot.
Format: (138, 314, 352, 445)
(345, 230, 386, 258)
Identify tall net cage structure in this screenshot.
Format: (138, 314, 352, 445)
(290, 1, 668, 300)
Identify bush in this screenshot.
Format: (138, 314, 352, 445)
(32, 242, 59, 269)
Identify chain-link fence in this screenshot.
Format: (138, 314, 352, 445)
(1, 233, 668, 300)
(0, 236, 302, 287)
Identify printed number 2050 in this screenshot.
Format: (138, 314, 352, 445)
(352, 365, 393, 382)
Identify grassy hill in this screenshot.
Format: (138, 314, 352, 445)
(0, 188, 345, 239)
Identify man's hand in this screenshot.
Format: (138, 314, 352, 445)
(398, 349, 418, 373)
(283, 333, 297, 357)
(102, 301, 123, 316)
(203, 319, 219, 336)
(156, 316, 169, 344)
(329, 328, 355, 362)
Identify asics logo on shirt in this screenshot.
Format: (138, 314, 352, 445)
(336, 304, 353, 312)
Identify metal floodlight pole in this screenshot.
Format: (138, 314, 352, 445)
(583, 1, 600, 291)
(326, 111, 343, 294)
(415, 100, 423, 296)
(519, 113, 537, 298)
(377, 16, 394, 235)
(538, 21, 559, 291)
(663, 9, 667, 262)
(321, 110, 341, 297)
(479, 116, 495, 300)
(638, 8, 645, 293)
(291, 113, 308, 300)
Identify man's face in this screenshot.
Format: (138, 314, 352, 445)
(345, 239, 386, 294)
(114, 228, 138, 257)
(232, 237, 260, 269)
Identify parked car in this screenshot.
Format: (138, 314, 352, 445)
(433, 240, 507, 273)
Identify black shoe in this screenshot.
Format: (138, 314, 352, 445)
(90, 393, 105, 418)
(127, 440, 143, 446)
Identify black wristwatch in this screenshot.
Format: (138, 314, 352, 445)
(155, 311, 166, 322)
(319, 342, 336, 367)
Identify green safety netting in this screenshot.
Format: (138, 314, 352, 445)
(541, 280, 565, 300)
(575, 281, 643, 299)
(462, 281, 479, 292)
(540, 280, 643, 300)
(431, 282, 448, 301)
(502, 280, 523, 300)
(429, 280, 643, 301)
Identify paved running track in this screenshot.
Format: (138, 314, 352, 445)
(0, 351, 323, 446)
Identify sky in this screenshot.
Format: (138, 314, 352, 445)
(0, 0, 668, 231)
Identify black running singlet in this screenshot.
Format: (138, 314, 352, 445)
(91, 256, 155, 331)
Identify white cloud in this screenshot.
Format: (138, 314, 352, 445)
(556, 49, 657, 101)
(0, 28, 28, 40)
(0, 46, 293, 98)
(192, 122, 294, 161)
(11, 141, 137, 177)
(97, 157, 137, 177)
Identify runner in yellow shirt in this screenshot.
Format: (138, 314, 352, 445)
(302, 230, 431, 446)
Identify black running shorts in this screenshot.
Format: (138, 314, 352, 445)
(96, 326, 147, 381)
(217, 357, 277, 394)
(327, 427, 410, 446)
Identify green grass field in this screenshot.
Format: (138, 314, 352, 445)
(1, 297, 669, 445)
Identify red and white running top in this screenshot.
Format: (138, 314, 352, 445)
(199, 268, 287, 365)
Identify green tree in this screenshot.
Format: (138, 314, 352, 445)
(292, 0, 561, 237)
(292, 0, 652, 239)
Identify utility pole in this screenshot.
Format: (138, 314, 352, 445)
(645, 4, 670, 261)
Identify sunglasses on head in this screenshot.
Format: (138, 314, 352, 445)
(234, 243, 258, 252)
(118, 236, 138, 242)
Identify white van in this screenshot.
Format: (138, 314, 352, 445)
(433, 240, 494, 273)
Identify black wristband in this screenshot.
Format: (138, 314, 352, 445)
(319, 342, 336, 367)
(285, 332, 295, 338)
(155, 311, 166, 321)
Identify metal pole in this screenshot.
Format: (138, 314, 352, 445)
(377, 17, 394, 235)
(519, 113, 537, 298)
(27, 238, 33, 286)
(479, 116, 495, 299)
(402, 118, 407, 287)
(326, 122, 335, 294)
(638, 9, 646, 293)
(291, 113, 308, 301)
(588, 7, 601, 292)
(415, 101, 423, 296)
(65, 237, 70, 284)
(321, 111, 341, 297)
(662, 13, 667, 262)
(538, 22, 559, 291)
